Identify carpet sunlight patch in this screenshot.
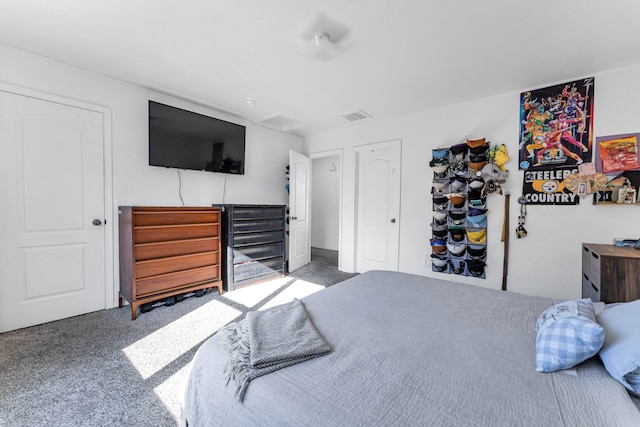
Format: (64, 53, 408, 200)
(259, 279, 325, 310)
(154, 363, 192, 423)
(221, 277, 291, 308)
(122, 299, 241, 379)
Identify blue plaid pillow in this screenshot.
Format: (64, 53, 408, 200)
(535, 299, 605, 373)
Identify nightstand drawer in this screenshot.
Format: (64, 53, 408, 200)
(582, 272, 600, 302)
(588, 249, 601, 287)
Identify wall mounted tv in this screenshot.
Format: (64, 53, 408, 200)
(149, 100, 246, 175)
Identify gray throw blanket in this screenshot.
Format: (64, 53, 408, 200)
(224, 299, 332, 401)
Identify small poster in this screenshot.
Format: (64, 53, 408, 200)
(594, 133, 640, 174)
(522, 166, 579, 205)
(519, 77, 594, 170)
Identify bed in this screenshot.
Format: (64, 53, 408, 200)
(183, 270, 640, 426)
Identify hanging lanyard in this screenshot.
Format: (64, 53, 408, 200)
(516, 196, 528, 238)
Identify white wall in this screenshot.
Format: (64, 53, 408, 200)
(311, 156, 340, 250)
(306, 64, 640, 301)
(0, 44, 303, 306)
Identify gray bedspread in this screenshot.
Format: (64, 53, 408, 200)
(184, 271, 640, 426)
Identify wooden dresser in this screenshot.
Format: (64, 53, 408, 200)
(214, 204, 286, 291)
(118, 206, 222, 319)
(582, 243, 640, 303)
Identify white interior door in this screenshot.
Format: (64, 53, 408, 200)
(288, 150, 311, 272)
(355, 140, 401, 272)
(0, 90, 107, 332)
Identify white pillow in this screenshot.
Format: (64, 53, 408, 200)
(535, 299, 605, 372)
(597, 299, 640, 396)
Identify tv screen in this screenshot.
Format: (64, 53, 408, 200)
(149, 101, 246, 175)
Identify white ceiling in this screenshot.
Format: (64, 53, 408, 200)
(2, 0, 640, 137)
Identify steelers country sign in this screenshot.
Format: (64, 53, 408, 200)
(522, 166, 579, 205)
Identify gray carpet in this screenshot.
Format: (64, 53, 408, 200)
(0, 248, 357, 427)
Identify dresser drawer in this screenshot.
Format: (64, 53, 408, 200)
(233, 257, 284, 282)
(136, 251, 219, 279)
(233, 231, 283, 247)
(133, 210, 219, 226)
(136, 265, 219, 296)
(233, 206, 284, 220)
(232, 242, 284, 264)
(135, 237, 219, 261)
(233, 219, 283, 233)
(135, 224, 218, 244)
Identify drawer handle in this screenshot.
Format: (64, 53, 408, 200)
(584, 247, 589, 253)
(583, 273, 589, 280)
(591, 252, 599, 259)
(591, 283, 599, 292)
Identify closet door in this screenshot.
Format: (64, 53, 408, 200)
(355, 140, 401, 273)
(0, 89, 107, 332)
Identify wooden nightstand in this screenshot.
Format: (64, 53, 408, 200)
(582, 243, 640, 303)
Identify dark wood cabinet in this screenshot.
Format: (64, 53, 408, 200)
(582, 243, 640, 303)
(118, 206, 223, 319)
(214, 204, 286, 291)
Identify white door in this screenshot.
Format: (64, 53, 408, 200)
(355, 140, 401, 272)
(0, 90, 107, 332)
(288, 150, 311, 272)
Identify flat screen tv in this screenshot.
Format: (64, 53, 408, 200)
(149, 101, 246, 175)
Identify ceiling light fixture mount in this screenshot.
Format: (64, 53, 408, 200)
(298, 33, 345, 63)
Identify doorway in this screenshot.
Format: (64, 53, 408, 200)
(310, 150, 343, 271)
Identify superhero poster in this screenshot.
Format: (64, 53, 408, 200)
(522, 166, 580, 205)
(519, 77, 594, 170)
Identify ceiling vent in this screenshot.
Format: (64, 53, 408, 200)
(341, 109, 372, 122)
(255, 114, 307, 132)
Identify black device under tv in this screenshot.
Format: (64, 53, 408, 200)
(148, 100, 246, 175)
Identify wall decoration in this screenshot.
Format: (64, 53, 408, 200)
(430, 138, 507, 279)
(593, 133, 640, 174)
(563, 163, 608, 197)
(593, 171, 640, 205)
(599, 136, 640, 173)
(519, 77, 594, 170)
(522, 166, 579, 205)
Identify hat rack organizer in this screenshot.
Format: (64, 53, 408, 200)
(429, 138, 490, 279)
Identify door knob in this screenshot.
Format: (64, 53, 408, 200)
(92, 219, 103, 226)
(390, 218, 396, 223)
